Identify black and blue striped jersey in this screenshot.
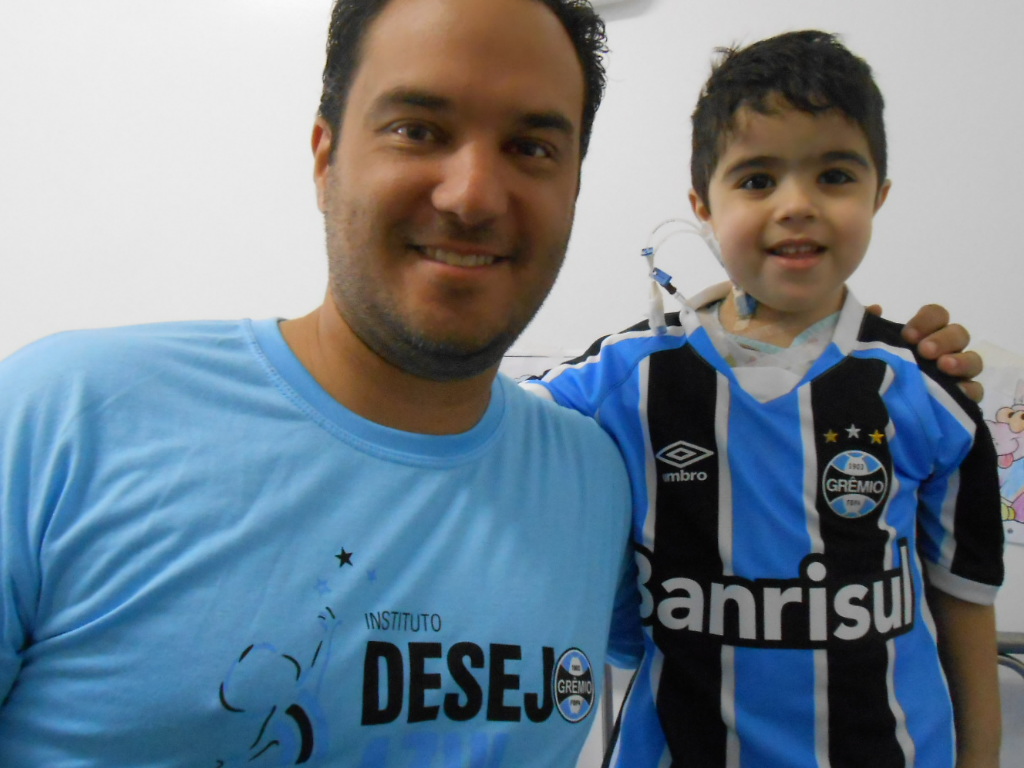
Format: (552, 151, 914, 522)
(526, 288, 1003, 768)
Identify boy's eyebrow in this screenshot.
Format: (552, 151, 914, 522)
(821, 150, 872, 168)
(721, 150, 873, 178)
(368, 87, 576, 138)
(721, 156, 777, 178)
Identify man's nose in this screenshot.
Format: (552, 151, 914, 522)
(431, 142, 510, 226)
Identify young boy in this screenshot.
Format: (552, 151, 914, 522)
(525, 31, 1004, 768)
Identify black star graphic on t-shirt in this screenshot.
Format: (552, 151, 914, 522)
(335, 548, 354, 567)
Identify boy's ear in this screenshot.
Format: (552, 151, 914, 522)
(874, 179, 892, 214)
(689, 189, 712, 223)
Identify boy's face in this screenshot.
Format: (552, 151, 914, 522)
(691, 101, 890, 325)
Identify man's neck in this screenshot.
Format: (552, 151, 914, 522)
(279, 302, 497, 436)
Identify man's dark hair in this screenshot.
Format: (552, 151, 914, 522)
(690, 30, 887, 206)
(318, 0, 608, 159)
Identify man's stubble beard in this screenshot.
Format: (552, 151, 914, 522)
(324, 224, 569, 383)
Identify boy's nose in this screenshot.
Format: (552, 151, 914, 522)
(431, 142, 509, 227)
(774, 179, 818, 222)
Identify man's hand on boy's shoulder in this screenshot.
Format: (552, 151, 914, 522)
(866, 303, 983, 402)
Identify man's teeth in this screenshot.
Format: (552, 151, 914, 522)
(423, 247, 498, 267)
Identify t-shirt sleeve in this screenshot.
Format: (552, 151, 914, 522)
(0, 347, 48, 702)
(911, 371, 1004, 605)
(0, 493, 27, 701)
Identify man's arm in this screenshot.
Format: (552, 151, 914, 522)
(895, 304, 984, 402)
(928, 588, 1001, 768)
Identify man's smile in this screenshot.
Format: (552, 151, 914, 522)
(414, 245, 509, 268)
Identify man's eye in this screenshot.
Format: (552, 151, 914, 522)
(820, 168, 855, 184)
(739, 174, 774, 191)
(393, 123, 436, 142)
(509, 139, 554, 160)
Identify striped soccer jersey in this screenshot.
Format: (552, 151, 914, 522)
(527, 289, 1003, 768)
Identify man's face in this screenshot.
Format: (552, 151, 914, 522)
(314, 0, 586, 381)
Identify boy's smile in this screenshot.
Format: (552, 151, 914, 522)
(692, 100, 890, 338)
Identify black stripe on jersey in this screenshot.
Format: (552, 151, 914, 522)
(810, 354, 907, 768)
(644, 344, 727, 768)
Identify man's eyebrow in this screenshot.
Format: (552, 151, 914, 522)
(520, 111, 576, 138)
(370, 88, 452, 117)
(369, 89, 575, 137)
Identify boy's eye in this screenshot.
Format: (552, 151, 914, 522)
(739, 174, 774, 191)
(820, 168, 855, 184)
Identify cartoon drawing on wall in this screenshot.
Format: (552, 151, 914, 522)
(977, 342, 1024, 547)
(988, 381, 1024, 528)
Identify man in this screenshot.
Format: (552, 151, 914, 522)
(0, 0, 979, 765)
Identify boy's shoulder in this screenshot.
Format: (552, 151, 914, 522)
(852, 309, 981, 415)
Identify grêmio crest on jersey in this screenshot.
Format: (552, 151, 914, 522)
(640, 349, 912, 651)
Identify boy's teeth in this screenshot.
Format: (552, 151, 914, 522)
(774, 244, 819, 256)
(424, 248, 497, 267)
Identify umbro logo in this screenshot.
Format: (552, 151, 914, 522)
(655, 440, 715, 469)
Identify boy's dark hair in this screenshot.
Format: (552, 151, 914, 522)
(690, 30, 887, 206)
(318, 0, 608, 160)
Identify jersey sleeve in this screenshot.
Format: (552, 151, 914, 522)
(518, 333, 616, 417)
(519, 323, 666, 419)
(606, 543, 643, 669)
(910, 369, 1004, 605)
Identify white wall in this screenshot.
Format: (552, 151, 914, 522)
(2, 0, 1022, 759)
(550, 0, 1024, 357)
(3, 1, 1021, 360)
(0, 1, 332, 352)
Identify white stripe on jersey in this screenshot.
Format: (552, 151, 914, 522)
(639, 356, 658, 554)
(722, 644, 741, 768)
(923, 375, 977, 437)
(716, 373, 740, 768)
(717, 372, 735, 575)
(938, 471, 962, 572)
(813, 649, 830, 768)
(650, 651, 671, 768)
(887, 638, 916, 765)
(851, 338, 916, 364)
(800, 388, 832, 768)
(798, 387, 824, 556)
